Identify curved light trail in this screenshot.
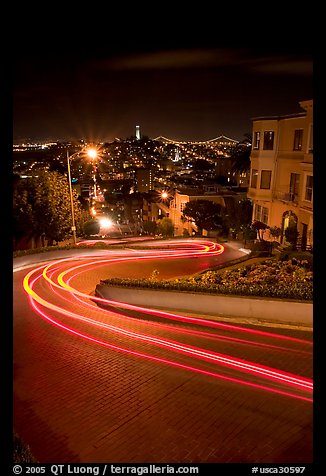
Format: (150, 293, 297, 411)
(22, 240, 313, 402)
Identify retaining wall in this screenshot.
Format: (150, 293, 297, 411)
(95, 284, 313, 325)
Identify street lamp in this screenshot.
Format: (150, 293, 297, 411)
(67, 146, 98, 245)
(87, 147, 98, 199)
(67, 150, 77, 245)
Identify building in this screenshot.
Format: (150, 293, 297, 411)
(247, 100, 313, 250)
(142, 192, 170, 224)
(168, 187, 244, 236)
(154, 134, 249, 188)
(136, 168, 153, 192)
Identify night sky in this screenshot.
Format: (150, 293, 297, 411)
(13, 44, 313, 143)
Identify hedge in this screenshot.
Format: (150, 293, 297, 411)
(101, 258, 313, 301)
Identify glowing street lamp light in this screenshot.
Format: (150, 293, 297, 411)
(87, 148, 97, 160)
(99, 217, 113, 237)
(99, 217, 113, 229)
(67, 146, 99, 245)
(161, 191, 168, 200)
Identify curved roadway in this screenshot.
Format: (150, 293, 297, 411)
(13, 239, 313, 463)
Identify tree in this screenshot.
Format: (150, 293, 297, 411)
(183, 200, 225, 235)
(224, 198, 253, 233)
(269, 226, 282, 242)
(78, 195, 90, 211)
(33, 171, 84, 244)
(13, 179, 35, 237)
(156, 217, 174, 237)
(242, 225, 257, 243)
(230, 133, 252, 174)
(13, 171, 84, 247)
(143, 220, 158, 235)
(83, 219, 100, 237)
(251, 220, 269, 241)
(285, 223, 299, 250)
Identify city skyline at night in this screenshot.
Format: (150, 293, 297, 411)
(13, 45, 313, 144)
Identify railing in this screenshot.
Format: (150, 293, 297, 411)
(273, 191, 299, 203)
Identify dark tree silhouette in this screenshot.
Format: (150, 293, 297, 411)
(252, 220, 269, 241)
(183, 200, 225, 234)
(231, 133, 252, 174)
(157, 217, 174, 237)
(83, 219, 100, 237)
(13, 171, 84, 246)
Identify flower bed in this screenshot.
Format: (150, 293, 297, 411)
(102, 258, 313, 301)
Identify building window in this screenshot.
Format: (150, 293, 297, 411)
(262, 207, 269, 224)
(289, 173, 300, 201)
(254, 204, 261, 221)
(180, 202, 187, 212)
(263, 131, 274, 150)
(254, 204, 269, 225)
(253, 131, 260, 150)
(304, 175, 313, 202)
(250, 169, 258, 188)
(308, 124, 313, 152)
(260, 170, 272, 189)
(293, 129, 303, 151)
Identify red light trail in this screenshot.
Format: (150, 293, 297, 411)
(23, 240, 313, 402)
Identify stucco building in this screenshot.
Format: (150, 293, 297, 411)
(247, 100, 313, 250)
(169, 187, 246, 236)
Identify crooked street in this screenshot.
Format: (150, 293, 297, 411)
(13, 240, 312, 463)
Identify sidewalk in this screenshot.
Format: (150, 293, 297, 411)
(224, 239, 252, 254)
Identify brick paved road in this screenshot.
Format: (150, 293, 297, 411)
(13, 247, 313, 464)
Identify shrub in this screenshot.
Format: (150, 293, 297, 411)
(278, 251, 313, 270)
(101, 257, 313, 301)
(248, 241, 272, 252)
(284, 223, 299, 249)
(83, 219, 100, 237)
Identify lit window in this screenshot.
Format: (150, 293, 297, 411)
(305, 175, 313, 201)
(254, 204, 261, 221)
(289, 173, 300, 201)
(254, 204, 269, 224)
(293, 129, 303, 151)
(263, 131, 274, 150)
(260, 170, 271, 189)
(253, 131, 260, 150)
(250, 169, 258, 188)
(262, 207, 268, 224)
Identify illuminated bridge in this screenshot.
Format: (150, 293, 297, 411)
(154, 134, 239, 146)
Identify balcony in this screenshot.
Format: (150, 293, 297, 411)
(273, 191, 299, 204)
(247, 188, 272, 201)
